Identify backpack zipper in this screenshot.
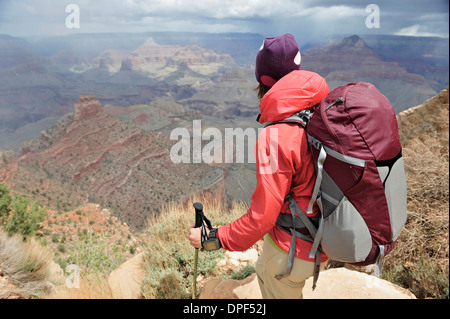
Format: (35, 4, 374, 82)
(325, 97, 344, 111)
(321, 97, 344, 138)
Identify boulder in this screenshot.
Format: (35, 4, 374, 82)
(200, 268, 416, 299)
(303, 268, 416, 299)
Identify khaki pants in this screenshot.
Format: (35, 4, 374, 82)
(255, 235, 327, 299)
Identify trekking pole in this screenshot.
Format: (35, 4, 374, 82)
(192, 202, 204, 299)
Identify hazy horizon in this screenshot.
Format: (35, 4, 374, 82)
(0, 1, 448, 46)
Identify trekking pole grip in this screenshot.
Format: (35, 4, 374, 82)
(192, 202, 203, 300)
(193, 202, 204, 228)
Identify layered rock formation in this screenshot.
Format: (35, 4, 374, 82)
(0, 35, 237, 148)
(86, 38, 236, 79)
(1, 33, 446, 151)
(1, 96, 224, 231)
(301, 35, 438, 113)
(73, 96, 103, 121)
(362, 34, 449, 93)
(180, 68, 259, 118)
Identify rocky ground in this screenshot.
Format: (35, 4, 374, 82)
(0, 267, 23, 299)
(105, 240, 416, 299)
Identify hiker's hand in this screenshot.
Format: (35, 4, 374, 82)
(187, 225, 209, 249)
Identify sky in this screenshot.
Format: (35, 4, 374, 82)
(0, 0, 448, 43)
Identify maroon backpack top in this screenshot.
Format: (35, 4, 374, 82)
(272, 82, 407, 289)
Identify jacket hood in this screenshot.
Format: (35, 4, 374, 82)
(258, 70, 329, 124)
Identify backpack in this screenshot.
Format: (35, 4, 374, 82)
(269, 82, 408, 289)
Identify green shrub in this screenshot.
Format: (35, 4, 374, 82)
(0, 183, 12, 225)
(52, 234, 59, 243)
(57, 244, 66, 253)
(383, 255, 449, 299)
(68, 232, 125, 275)
(227, 264, 255, 280)
(0, 184, 47, 240)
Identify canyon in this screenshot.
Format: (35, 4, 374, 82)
(301, 35, 439, 113)
(0, 32, 448, 232)
(1, 96, 224, 231)
(1, 32, 447, 150)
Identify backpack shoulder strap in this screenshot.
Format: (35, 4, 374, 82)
(265, 109, 324, 289)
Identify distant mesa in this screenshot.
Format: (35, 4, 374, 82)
(335, 34, 370, 50)
(301, 35, 439, 113)
(73, 95, 103, 121)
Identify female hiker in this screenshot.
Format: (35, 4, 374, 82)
(187, 33, 330, 299)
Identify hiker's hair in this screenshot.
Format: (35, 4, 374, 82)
(254, 83, 271, 101)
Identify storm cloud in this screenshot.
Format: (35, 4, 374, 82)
(0, 0, 448, 42)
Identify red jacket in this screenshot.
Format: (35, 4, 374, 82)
(217, 70, 330, 262)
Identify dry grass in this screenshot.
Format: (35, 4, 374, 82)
(40, 195, 248, 299)
(46, 274, 115, 299)
(141, 195, 248, 299)
(0, 228, 53, 298)
(382, 89, 449, 298)
(0, 226, 117, 299)
(383, 137, 449, 298)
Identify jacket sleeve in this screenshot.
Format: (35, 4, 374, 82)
(217, 125, 295, 251)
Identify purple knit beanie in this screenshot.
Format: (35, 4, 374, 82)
(255, 33, 301, 87)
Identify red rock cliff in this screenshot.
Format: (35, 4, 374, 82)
(73, 96, 103, 121)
